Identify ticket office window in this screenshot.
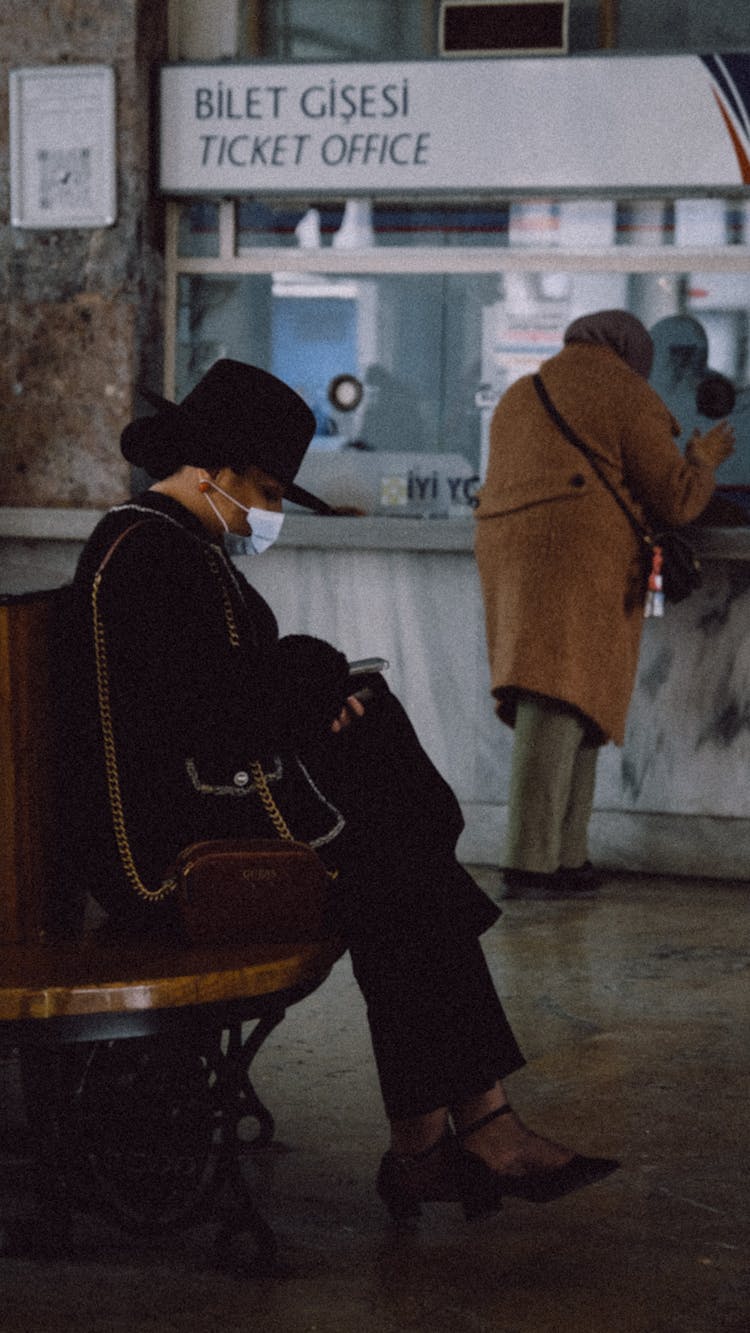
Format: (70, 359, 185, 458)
(175, 268, 493, 457)
(167, 194, 750, 514)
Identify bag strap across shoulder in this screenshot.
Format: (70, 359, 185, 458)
(91, 520, 178, 902)
(90, 518, 330, 903)
(532, 373, 653, 550)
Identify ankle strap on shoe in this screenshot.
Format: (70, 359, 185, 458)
(392, 1126, 454, 1163)
(456, 1103, 513, 1141)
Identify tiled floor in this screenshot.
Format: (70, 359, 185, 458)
(1, 868, 748, 1332)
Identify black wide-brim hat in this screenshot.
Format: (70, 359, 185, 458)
(120, 359, 333, 515)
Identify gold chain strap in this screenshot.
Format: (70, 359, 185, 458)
(89, 535, 242, 902)
(91, 569, 177, 902)
(204, 548, 240, 647)
(203, 554, 297, 844)
(249, 760, 338, 879)
(249, 759, 296, 841)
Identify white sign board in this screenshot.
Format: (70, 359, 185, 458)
(10, 65, 117, 228)
(159, 54, 750, 195)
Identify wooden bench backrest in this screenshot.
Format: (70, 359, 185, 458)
(0, 589, 69, 943)
(0, 589, 340, 956)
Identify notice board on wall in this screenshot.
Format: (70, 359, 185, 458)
(10, 65, 117, 229)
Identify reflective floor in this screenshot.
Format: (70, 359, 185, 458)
(1, 869, 748, 1333)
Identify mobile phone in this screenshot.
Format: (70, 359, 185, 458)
(348, 656, 389, 676)
(347, 656, 388, 706)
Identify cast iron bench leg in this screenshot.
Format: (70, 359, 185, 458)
(208, 1013, 287, 1273)
(1, 1046, 76, 1256)
(6, 1008, 292, 1271)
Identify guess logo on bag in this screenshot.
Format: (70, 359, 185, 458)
(242, 866, 277, 880)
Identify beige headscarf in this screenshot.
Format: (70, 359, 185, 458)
(564, 309, 654, 380)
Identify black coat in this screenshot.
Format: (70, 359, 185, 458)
(60, 491, 499, 941)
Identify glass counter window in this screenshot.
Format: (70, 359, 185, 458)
(169, 193, 750, 517)
(175, 263, 750, 510)
(173, 270, 497, 453)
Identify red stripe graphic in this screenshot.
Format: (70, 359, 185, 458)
(712, 88, 750, 184)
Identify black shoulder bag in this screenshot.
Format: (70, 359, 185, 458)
(532, 373, 702, 605)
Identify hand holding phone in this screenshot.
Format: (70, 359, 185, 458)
(347, 656, 389, 705)
(331, 692, 367, 733)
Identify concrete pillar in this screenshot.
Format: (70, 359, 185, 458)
(0, 1, 168, 508)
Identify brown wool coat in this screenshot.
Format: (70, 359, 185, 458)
(474, 343, 717, 745)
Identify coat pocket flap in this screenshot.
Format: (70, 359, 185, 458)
(477, 469, 590, 518)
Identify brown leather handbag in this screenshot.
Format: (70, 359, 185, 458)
(173, 836, 332, 947)
(170, 757, 338, 948)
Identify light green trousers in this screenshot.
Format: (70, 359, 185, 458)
(503, 694, 600, 874)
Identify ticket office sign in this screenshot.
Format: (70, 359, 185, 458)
(159, 53, 750, 195)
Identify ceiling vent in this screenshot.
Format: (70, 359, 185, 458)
(439, 1, 569, 57)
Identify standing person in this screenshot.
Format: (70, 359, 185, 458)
(59, 358, 620, 1223)
(474, 310, 734, 901)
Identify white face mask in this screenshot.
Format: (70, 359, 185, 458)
(243, 505, 285, 555)
(200, 478, 285, 555)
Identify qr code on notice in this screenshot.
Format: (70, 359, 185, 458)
(37, 147, 92, 212)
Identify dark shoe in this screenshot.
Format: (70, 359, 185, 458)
(500, 868, 560, 900)
(493, 1151, 620, 1202)
(376, 1128, 464, 1220)
(455, 1105, 620, 1215)
(502, 862, 602, 900)
(554, 860, 605, 893)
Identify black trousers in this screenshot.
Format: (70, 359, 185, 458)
(346, 892, 525, 1119)
(307, 684, 525, 1120)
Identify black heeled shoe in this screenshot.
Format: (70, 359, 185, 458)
(376, 1128, 464, 1220)
(456, 1105, 620, 1217)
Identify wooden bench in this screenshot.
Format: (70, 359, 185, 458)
(0, 589, 344, 1270)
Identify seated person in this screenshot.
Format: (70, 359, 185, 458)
(59, 359, 619, 1222)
